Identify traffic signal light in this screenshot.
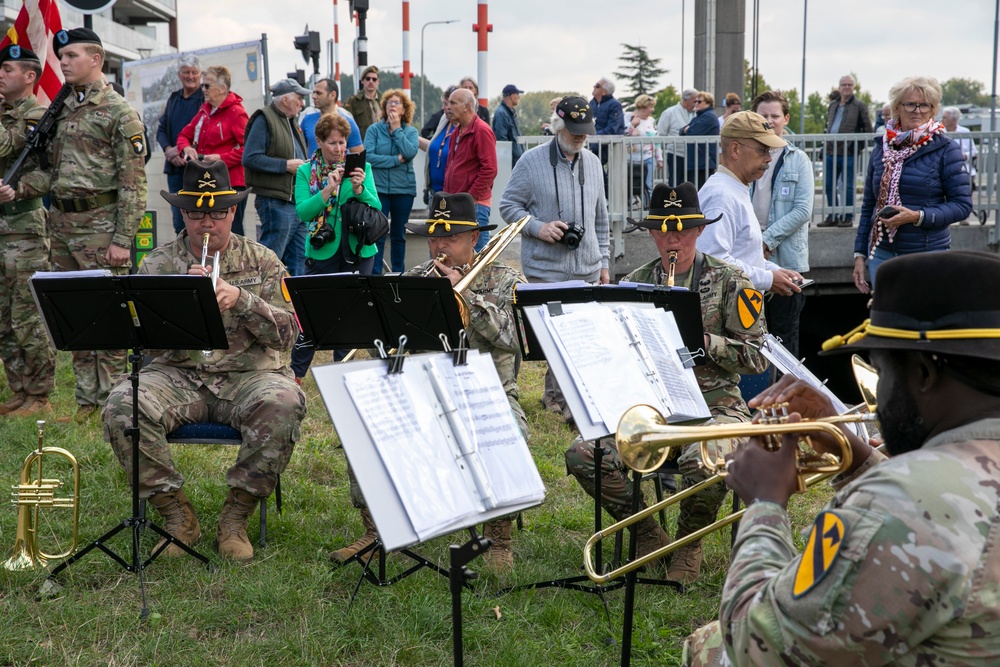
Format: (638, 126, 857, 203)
(287, 69, 306, 87)
(293, 29, 321, 74)
(349, 0, 369, 11)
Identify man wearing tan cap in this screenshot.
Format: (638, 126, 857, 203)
(696, 111, 803, 297)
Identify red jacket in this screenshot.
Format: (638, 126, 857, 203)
(444, 116, 497, 204)
(176, 91, 249, 187)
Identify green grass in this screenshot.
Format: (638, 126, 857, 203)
(0, 353, 830, 666)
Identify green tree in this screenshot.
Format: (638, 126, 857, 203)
(653, 85, 679, 119)
(743, 60, 770, 104)
(511, 91, 578, 135)
(940, 77, 991, 107)
(613, 43, 667, 107)
(338, 72, 443, 129)
(806, 91, 828, 133)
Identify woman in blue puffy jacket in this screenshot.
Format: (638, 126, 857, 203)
(853, 76, 972, 292)
(681, 91, 719, 189)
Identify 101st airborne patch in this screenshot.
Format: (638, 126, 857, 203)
(737, 288, 763, 329)
(793, 511, 847, 598)
(130, 134, 145, 155)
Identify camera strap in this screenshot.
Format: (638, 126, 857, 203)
(549, 140, 585, 227)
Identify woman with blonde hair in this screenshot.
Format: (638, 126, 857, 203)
(624, 94, 662, 204)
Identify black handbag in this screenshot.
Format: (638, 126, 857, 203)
(340, 198, 389, 264)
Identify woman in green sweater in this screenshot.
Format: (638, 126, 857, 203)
(290, 113, 380, 380)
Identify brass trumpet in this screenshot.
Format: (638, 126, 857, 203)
(666, 250, 678, 288)
(190, 232, 225, 364)
(4, 420, 80, 570)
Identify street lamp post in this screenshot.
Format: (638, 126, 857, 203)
(420, 19, 459, 128)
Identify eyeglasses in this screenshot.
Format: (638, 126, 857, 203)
(901, 102, 932, 113)
(200, 83, 213, 90)
(363, 76, 378, 82)
(694, 99, 706, 105)
(185, 210, 229, 220)
(735, 141, 770, 156)
(386, 98, 402, 106)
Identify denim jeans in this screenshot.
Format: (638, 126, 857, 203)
(373, 193, 414, 274)
(289, 252, 375, 378)
(824, 153, 856, 215)
(255, 196, 306, 276)
(475, 204, 491, 252)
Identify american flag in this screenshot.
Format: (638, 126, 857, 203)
(0, 0, 64, 105)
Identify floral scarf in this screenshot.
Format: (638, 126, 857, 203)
(307, 148, 345, 234)
(868, 117, 944, 257)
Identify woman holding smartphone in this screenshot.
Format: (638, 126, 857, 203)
(290, 113, 380, 381)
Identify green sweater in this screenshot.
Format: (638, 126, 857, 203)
(295, 161, 381, 261)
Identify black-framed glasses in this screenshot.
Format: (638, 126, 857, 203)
(185, 210, 229, 220)
(735, 141, 770, 156)
(901, 102, 932, 113)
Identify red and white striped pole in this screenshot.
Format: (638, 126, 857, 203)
(472, 0, 492, 110)
(333, 0, 341, 85)
(401, 1, 412, 97)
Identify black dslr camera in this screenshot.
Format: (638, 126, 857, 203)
(309, 222, 336, 249)
(561, 222, 584, 250)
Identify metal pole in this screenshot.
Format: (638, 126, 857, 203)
(681, 0, 685, 92)
(402, 2, 411, 97)
(261, 33, 271, 105)
(991, 0, 998, 131)
(472, 0, 493, 111)
(333, 0, 341, 84)
(800, 0, 807, 134)
(420, 20, 459, 128)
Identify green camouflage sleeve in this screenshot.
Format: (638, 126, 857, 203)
(112, 106, 148, 248)
(229, 250, 298, 352)
(465, 265, 524, 356)
(707, 265, 769, 375)
(3, 104, 50, 198)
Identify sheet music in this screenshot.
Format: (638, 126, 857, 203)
(344, 367, 481, 540)
(515, 280, 593, 291)
(31, 269, 112, 280)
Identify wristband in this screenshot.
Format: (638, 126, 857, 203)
(916, 210, 925, 227)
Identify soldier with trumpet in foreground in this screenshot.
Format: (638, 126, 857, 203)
(332, 192, 527, 570)
(683, 250, 1000, 665)
(102, 160, 305, 562)
(565, 182, 768, 584)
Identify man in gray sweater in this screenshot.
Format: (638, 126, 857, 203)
(499, 96, 610, 422)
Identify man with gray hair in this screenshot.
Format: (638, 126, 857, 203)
(942, 106, 977, 211)
(242, 78, 309, 275)
(500, 96, 611, 423)
(157, 54, 203, 233)
(444, 87, 497, 252)
(590, 77, 624, 187)
(657, 88, 698, 184)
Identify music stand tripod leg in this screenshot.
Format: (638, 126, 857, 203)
(449, 528, 491, 667)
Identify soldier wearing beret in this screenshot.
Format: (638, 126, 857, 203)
(331, 192, 528, 570)
(565, 182, 769, 584)
(684, 250, 1000, 665)
(0, 44, 55, 417)
(49, 28, 148, 422)
(102, 160, 305, 562)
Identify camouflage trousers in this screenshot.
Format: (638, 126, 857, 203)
(681, 621, 730, 667)
(102, 364, 306, 498)
(49, 225, 127, 406)
(0, 233, 55, 396)
(564, 415, 742, 539)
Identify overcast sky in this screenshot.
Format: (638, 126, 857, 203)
(175, 0, 1000, 104)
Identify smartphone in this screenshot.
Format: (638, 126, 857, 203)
(876, 206, 899, 219)
(794, 278, 815, 289)
(345, 151, 366, 175)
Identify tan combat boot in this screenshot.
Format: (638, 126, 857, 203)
(634, 516, 672, 575)
(149, 488, 201, 557)
(329, 508, 378, 563)
(482, 519, 514, 571)
(8, 396, 51, 418)
(215, 488, 258, 561)
(665, 541, 704, 585)
(0, 392, 26, 415)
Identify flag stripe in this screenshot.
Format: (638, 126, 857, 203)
(0, 0, 64, 105)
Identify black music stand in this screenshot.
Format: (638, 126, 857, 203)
(31, 273, 228, 618)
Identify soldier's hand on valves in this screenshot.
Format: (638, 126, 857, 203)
(0, 181, 15, 203)
(748, 374, 837, 422)
(214, 278, 241, 312)
(771, 268, 802, 297)
(538, 220, 568, 244)
(106, 243, 131, 267)
(433, 258, 464, 287)
(723, 413, 801, 509)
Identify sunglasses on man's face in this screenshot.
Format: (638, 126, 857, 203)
(364, 76, 378, 82)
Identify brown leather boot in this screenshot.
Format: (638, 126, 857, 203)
(8, 396, 51, 418)
(215, 488, 258, 561)
(329, 508, 378, 563)
(482, 519, 514, 571)
(149, 488, 201, 557)
(0, 392, 26, 415)
(665, 541, 704, 584)
(634, 516, 672, 575)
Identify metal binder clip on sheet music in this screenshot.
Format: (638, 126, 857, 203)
(677, 347, 705, 369)
(387, 336, 407, 374)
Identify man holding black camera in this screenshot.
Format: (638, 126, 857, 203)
(500, 96, 610, 422)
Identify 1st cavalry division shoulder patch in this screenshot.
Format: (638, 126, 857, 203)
(281, 272, 292, 303)
(737, 288, 763, 329)
(793, 511, 847, 597)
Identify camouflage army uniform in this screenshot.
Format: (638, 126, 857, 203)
(0, 95, 55, 399)
(49, 79, 147, 407)
(565, 252, 768, 536)
(683, 419, 1000, 666)
(102, 232, 305, 498)
(346, 259, 528, 508)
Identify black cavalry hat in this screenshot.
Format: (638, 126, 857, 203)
(822, 251, 1000, 360)
(632, 182, 722, 233)
(406, 192, 496, 237)
(161, 159, 250, 211)
(0, 44, 39, 65)
(53, 28, 102, 59)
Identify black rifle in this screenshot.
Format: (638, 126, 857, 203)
(2, 83, 72, 188)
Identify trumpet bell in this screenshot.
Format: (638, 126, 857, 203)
(617, 404, 677, 473)
(851, 354, 879, 414)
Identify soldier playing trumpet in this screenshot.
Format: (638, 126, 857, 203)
(565, 183, 769, 584)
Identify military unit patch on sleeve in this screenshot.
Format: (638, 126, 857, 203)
(793, 511, 847, 598)
(737, 288, 763, 329)
(130, 134, 145, 155)
(281, 272, 291, 303)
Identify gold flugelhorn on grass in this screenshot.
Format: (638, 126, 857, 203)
(4, 420, 80, 570)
